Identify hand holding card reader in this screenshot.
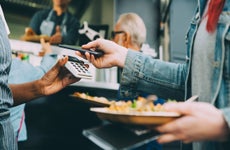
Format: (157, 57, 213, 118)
(58, 44, 104, 58)
(64, 55, 93, 79)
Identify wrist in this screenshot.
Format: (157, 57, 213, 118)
(33, 79, 45, 97)
(116, 47, 128, 68)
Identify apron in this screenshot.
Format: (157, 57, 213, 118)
(40, 10, 68, 36)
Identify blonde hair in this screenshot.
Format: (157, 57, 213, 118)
(117, 12, 146, 47)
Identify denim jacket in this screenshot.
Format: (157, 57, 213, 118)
(119, 0, 230, 149)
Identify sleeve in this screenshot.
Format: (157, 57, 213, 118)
(62, 14, 80, 45)
(221, 108, 230, 130)
(29, 11, 46, 35)
(39, 54, 57, 72)
(8, 54, 57, 84)
(119, 50, 187, 100)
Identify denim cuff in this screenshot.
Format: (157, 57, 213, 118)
(40, 54, 58, 73)
(119, 50, 142, 98)
(221, 108, 230, 129)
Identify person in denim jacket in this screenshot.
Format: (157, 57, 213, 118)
(78, 0, 230, 150)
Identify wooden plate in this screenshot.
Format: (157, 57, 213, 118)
(70, 95, 111, 107)
(90, 107, 180, 126)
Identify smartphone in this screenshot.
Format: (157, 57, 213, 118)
(58, 44, 104, 58)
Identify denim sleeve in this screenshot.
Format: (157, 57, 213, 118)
(29, 10, 49, 35)
(9, 54, 57, 84)
(29, 12, 42, 34)
(119, 50, 187, 100)
(221, 108, 230, 129)
(39, 54, 57, 73)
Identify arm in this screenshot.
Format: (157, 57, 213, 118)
(155, 102, 230, 143)
(10, 56, 80, 106)
(29, 10, 47, 35)
(119, 50, 186, 100)
(81, 39, 186, 100)
(49, 26, 62, 44)
(9, 55, 57, 84)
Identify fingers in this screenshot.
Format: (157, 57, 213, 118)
(40, 38, 52, 56)
(57, 56, 68, 67)
(157, 133, 179, 144)
(82, 39, 102, 49)
(75, 51, 86, 59)
(55, 25, 61, 33)
(25, 27, 36, 35)
(40, 37, 45, 43)
(157, 133, 191, 144)
(163, 102, 195, 115)
(46, 56, 67, 75)
(155, 114, 184, 133)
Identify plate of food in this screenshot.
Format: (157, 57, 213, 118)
(90, 97, 180, 126)
(70, 92, 114, 107)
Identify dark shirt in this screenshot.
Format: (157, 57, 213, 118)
(29, 9, 80, 45)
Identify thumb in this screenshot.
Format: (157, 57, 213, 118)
(52, 56, 68, 70)
(40, 38, 45, 45)
(25, 27, 35, 36)
(56, 26, 61, 33)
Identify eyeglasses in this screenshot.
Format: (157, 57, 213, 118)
(111, 31, 125, 39)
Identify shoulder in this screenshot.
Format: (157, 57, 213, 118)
(66, 12, 79, 22)
(66, 12, 80, 27)
(32, 9, 51, 18)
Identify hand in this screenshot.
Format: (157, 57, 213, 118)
(155, 102, 230, 143)
(79, 39, 128, 68)
(20, 27, 38, 41)
(38, 56, 80, 96)
(39, 38, 52, 56)
(50, 26, 62, 44)
(20, 27, 50, 42)
(24, 27, 37, 36)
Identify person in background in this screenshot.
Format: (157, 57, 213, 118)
(113, 12, 146, 84)
(78, 0, 230, 150)
(112, 12, 162, 150)
(0, 5, 79, 149)
(23, 0, 80, 45)
(9, 39, 57, 142)
(112, 12, 146, 52)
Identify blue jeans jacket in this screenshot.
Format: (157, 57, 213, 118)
(119, 0, 230, 150)
(9, 54, 57, 141)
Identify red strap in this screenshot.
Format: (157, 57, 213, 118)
(16, 111, 25, 141)
(206, 0, 225, 33)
